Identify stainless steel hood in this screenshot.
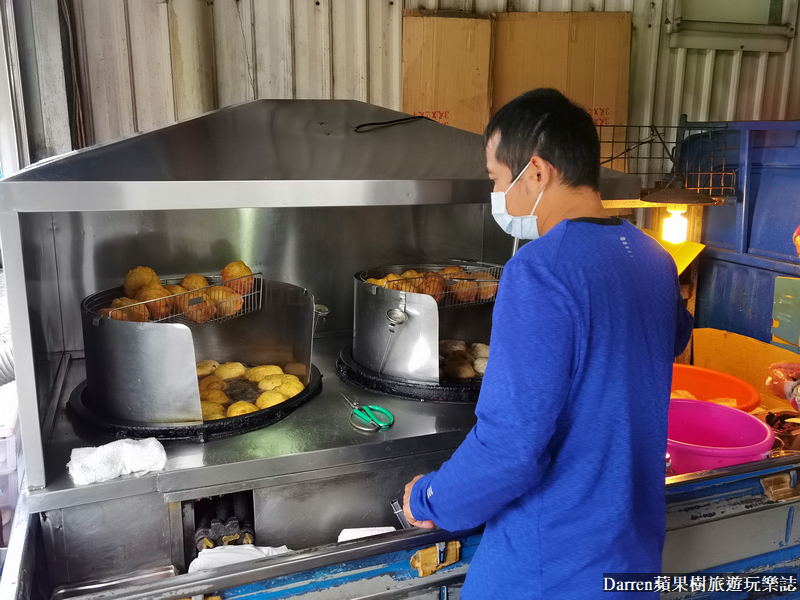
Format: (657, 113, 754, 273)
(3, 99, 640, 205)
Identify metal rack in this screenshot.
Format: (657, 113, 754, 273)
(358, 262, 503, 309)
(83, 273, 263, 327)
(597, 119, 738, 203)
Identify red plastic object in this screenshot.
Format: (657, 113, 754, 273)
(667, 399, 774, 474)
(671, 363, 761, 413)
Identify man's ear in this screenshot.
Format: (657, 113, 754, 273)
(527, 155, 553, 189)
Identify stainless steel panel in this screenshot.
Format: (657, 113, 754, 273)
(52, 205, 487, 352)
(7, 100, 489, 182)
(253, 454, 451, 549)
(663, 502, 800, 572)
(46, 493, 173, 586)
(81, 279, 313, 423)
(0, 211, 45, 488)
(353, 281, 440, 382)
(19, 213, 64, 420)
(28, 337, 477, 513)
(82, 318, 201, 423)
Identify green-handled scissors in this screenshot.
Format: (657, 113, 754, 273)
(340, 393, 394, 432)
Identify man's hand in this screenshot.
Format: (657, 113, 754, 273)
(403, 475, 435, 529)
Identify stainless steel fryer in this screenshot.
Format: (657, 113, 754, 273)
(352, 261, 502, 384)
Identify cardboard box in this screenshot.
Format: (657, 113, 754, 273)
(492, 12, 631, 126)
(402, 10, 493, 135)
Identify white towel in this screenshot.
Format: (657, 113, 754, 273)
(188, 545, 292, 573)
(67, 438, 167, 485)
(337, 527, 396, 543)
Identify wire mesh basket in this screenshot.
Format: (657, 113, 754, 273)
(83, 273, 263, 328)
(597, 121, 738, 202)
(358, 262, 503, 309)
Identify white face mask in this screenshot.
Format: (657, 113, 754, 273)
(490, 161, 545, 240)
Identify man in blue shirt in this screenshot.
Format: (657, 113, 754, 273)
(403, 89, 693, 599)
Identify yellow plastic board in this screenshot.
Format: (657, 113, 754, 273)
(642, 229, 705, 276)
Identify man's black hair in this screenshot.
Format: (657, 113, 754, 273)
(484, 88, 600, 191)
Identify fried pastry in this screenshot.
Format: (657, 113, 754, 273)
(134, 286, 171, 319)
(244, 365, 283, 382)
(256, 391, 289, 409)
(469, 343, 490, 360)
(417, 274, 446, 303)
(471, 271, 499, 300)
(201, 401, 226, 420)
(196, 360, 220, 377)
(222, 261, 254, 295)
(439, 266, 463, 275)
(257, 373, 300, 391)
(123, 266, 160, 299)
(473, 357, 488, 376)
(180, 273, 209, 291)
(200, 389, 229, 405)
(385, 279, 417, 293)
(443, 360, 476, 379)
(206, 286, 244, 317)
(227, 401, 258, 417)
(98, 307, 129, 321)
(199, 375, 226, 391)
(174, 290, 216, 323)
(214, 362, 246, 380)
(109, 297, 149, 322)
(447, 276, 478, 303)
(274, 380, 304, 398)
(163, 284, 188, 311)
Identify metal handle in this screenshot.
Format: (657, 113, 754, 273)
(378, 308, 407, 374)
(313, 304, 330, 334)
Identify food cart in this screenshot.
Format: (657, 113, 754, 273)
(0, 102, 799, 599)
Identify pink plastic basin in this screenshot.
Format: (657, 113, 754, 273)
(667, 399, 775, 474)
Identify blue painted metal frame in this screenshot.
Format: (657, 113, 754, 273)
(693, 119, 800, 340)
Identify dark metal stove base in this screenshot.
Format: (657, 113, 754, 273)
(67, 365, 323, 442)
(336, 345, 479, 403)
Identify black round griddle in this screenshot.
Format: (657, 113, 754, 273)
(336, 345, 479, 403)
(67, 365, 322, 442)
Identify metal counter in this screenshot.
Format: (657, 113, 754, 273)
(30, 335, 477, 514)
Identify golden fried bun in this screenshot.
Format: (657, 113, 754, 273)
(400, 270, 423, 280)
(174, 290, 216, 323)
(109, 297, 149, 322)
(200, 389, 229, 405)
(385, 273, 402, 283)
(283, 362, 306, 379)
(385, 279, 417, 293)
(206, 286, 244, 317)
(198, 375, 226, 391)
(221, 261, 254, 295)
(196, 360, 220, 377)
(214, 362, 246, 380)
(365, 277, 387, 287)
(98, 307, 130, 321)
(257, 374, 285, 391)
(163, 284, 188, 310)
(439, 266, 463, 275)
(443, 359, 476, 379)
(255, 391, 289, 409)
(274, 380, 305, 398)
(134, 286, 171, 319)
(244, 365, 283, 382)
(448, 277, 478, 303)
(417, 274, 446, 303)
(180, 273, 209, 291)
(201, 401, 226, 419)
(471, 271, 499, 300)
(227, 401, 258, 417)
(123, 266, 160, 299)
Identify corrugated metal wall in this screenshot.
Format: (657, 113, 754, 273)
(69, 0, 800, 147)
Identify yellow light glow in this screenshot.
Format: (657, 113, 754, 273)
(662, 209, 688, 244)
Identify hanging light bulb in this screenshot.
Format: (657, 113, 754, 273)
(662, 208, 688, 244)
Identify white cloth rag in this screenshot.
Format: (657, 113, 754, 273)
(188, 545, 292, 573)
(67, 438, 167, 485)
(337, 527, 396, 543)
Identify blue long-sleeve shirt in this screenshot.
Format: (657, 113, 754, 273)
(411, 218, 693, 599)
